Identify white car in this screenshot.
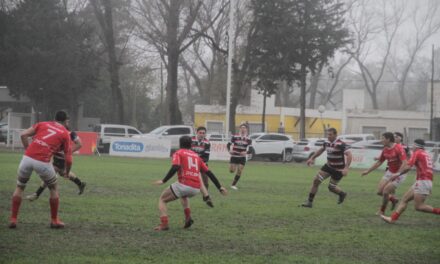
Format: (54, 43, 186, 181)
(93, 124, 142, 153)
(134, 125, 194, 150)
(292, 138, 326, 162)
(248, 133, 295, 162)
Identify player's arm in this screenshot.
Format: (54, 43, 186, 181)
(343, 150, 352, 176)
(361, 160, 384, 176)
(201, 161, 227, 195)
(72, 137, 82, 153)
(306, 147, 325, 166)
(203, 142, 210, 162)
(63, 135, 72, 176)
(154, 165, 181, 185)
(20, 126, 36, 149)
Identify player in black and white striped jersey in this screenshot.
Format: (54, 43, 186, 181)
(227, 124, 252, 190)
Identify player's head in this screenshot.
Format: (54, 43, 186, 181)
(394, 132, 403, 144)
(326, 128, 337, 141)
(55, 110, 69, 124)
(413, 139, 425, 150)
(381, 132, 395, 146)
(239, 124, 248, 135)
(196, 126, 206, 140)
(180, 135, 192, 149)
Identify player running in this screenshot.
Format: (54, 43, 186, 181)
(9, 110, 72, 228)
(301, 128, 352, 208)
(227, 124, 252, 190)
(381, 139, 440, 223)
(361, 132, 407, 215)
(191, 126, 215, 207)
(153, 136, 228, 231)
(26, 124, 86, 201)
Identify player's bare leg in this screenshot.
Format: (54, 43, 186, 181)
(381, 188, 414, 223)
(66, 171, 86, 195)
(155, 188, 178, 231)
(379, 183, 396, 215)
(180, 197, 194, 228)
(231, 164, 244, 190)
(199, 178, 213, 207)
(413, 194, 440, 214)
(48, 183, 64, 228)
(375, 179, 389, 214)
(9, 186, 25, 228)
(301, 171, 327, 208)
(229, 163, 236, 174)
(328, 178, 347, 204)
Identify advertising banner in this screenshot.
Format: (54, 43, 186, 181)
(209, 141, 230, 161)
(109, 138, 171, 158)
(76, 132, 98, 155)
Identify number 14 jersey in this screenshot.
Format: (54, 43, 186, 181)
(172, 148, 209, 189)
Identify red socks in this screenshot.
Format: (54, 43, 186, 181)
(391, 211, 400, 221)
(389, 195, 398, 203)
(49, 197, 59, 221)
(11, 195, 22, 220)
(432, 208, 440, 215)
(184, 208, 191, 220)
(160, 216, 169, 226)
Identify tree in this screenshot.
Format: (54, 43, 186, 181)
(349, 0, 405, 110)
(131, 0, 227, 124)
(90, 0, 125, 124)
(0, 0, 99, 128)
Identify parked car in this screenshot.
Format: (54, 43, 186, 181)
(94, 124, 142, 153)
(0, 123, 8, 143)
(134, 125, 194, 150)
(292, 138, 326, 162)
(350, 140, 383, 150)
(207, 133, 230, 142)
(247, 133, 295, 162)
(337, 134, 376, 145)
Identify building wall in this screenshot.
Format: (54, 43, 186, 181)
(194, 112, 341, 139)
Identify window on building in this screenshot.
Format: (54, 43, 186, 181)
(206, 121, 223, 134)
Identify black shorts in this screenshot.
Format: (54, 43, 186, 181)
(52, 157, 65, 170)
(321, 164, 343, 181)
(230, 157, 246, 165)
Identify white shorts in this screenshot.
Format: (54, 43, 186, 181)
(170, 182, 200, 198)
(412, 180, 432, 195)
(17, 155, 57, 187)
(382, 170, 406, 187)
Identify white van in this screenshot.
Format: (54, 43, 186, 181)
(337, 134, 376, 145)
(93, 124, 142, 153)
(134, 125, 194, 150)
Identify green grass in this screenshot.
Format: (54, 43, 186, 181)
(0, 152, 439, 264)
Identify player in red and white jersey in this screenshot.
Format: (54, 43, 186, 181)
(227, 124, 252, 190)
(8, 110, 72, 229)
(381, 139, 440, 223)
(362, 132, 407, 215)
(26, 121, 86, 201)
(153, 136, 227, 231)
(301, 128, 352, 208)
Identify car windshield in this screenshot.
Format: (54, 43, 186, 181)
(297, 141, 308, 145)
(149, 126, 167, 135)
(250, 134, 261, 139)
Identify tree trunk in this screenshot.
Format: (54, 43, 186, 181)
(300, 65, 307, 139)
(308, 65, 323, 108)
(103, 0, 124, 124)
(165, 3, 183, 125)
(261, 88, 267, 132)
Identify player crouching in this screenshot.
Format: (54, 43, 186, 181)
(153, 136, 228, 231)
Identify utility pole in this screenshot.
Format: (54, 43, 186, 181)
(225, 0, 235, 136)
(430, 45, 435, 140)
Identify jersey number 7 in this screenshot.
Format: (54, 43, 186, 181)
(42, 129, 57, 139)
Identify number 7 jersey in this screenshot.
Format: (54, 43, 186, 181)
(172, 148, 209, 189)
(25, 121, 72, 164)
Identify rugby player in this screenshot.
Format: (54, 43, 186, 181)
(153, 136, 228, 231)
(227, 124, 252, 190)
(9, 110, 72, 228)
(301, 128, 352, 208)
(381, 139, 440, 223)
(26, 123, 86, 201)
(191, 126, 214, 207)
(362, 132, 407, 215)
